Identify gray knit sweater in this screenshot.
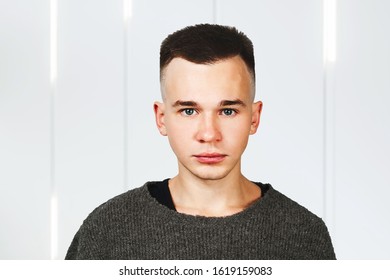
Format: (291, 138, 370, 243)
(65, 182, 336, 259)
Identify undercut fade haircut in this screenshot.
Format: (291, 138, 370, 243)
(159, 24, 256, 98)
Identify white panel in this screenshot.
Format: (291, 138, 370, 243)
(217, 0, 325, 217)
(334, 0, 390, 259)
(0, 0, 50, 259)
(126, 0, 214, 188)
(56, 0, 125, 259)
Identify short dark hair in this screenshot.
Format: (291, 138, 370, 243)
(160, 24, 255, 86)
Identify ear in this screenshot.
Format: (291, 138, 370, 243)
(154, 101, 167, 136)
(249, 101, 263, 135)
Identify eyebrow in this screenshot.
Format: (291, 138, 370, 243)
(219, 99, 246, 107)
(172, 99, 246, 107)
(172, 100, 198, 107)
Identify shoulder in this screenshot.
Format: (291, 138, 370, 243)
(258, 184, 332, 234)
(84, 182, 156, 224)
(258, 184, 336, 259)
(65, 181, 158, 259)
(262, 184, 324, 224)
(77, 181, 163, 241)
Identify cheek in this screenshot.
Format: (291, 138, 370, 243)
(166, 117, 191, 138)
(221, 119, 252, 149)
(165, 118, 194, 153)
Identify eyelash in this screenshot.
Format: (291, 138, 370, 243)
(179, 108, 238, 116)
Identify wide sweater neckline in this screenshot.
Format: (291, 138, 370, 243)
(138, 180, 275, 224)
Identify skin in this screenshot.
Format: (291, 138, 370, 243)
(154, 56, 263, 217)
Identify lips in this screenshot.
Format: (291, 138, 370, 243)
(193, 153, 227, 164)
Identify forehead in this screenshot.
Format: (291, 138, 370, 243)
(161, 56, 253, 102)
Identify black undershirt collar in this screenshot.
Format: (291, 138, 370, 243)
(148, 178, 269, 211)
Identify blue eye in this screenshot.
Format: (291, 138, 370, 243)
(222, 109, 236, 116)
(182, 109, 196, 116)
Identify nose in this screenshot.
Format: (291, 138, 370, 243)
(195, 113, 222, 143)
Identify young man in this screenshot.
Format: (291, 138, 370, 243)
(66, 24, 336, 259)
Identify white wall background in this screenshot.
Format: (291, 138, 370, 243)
(0, 0, 389, 259)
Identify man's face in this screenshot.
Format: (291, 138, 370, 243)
(154, 56, 262, 181)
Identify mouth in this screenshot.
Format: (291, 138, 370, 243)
(193, 153, 227, 164)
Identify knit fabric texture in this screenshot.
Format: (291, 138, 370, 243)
(65, 181, 336, 260)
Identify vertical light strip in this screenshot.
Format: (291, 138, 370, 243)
(123, 0, 132, 24)
(123, 0, 132, 190)
(50, 0, 58, 260)
(323, 0, 337, 235)
(324, 0, 337, 63)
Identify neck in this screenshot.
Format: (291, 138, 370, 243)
(168, 166, 261, 217)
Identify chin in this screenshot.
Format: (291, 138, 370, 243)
(190, 167, 231, 181)
(195, 174, 226, 181)
(178, 158, 239, 181)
